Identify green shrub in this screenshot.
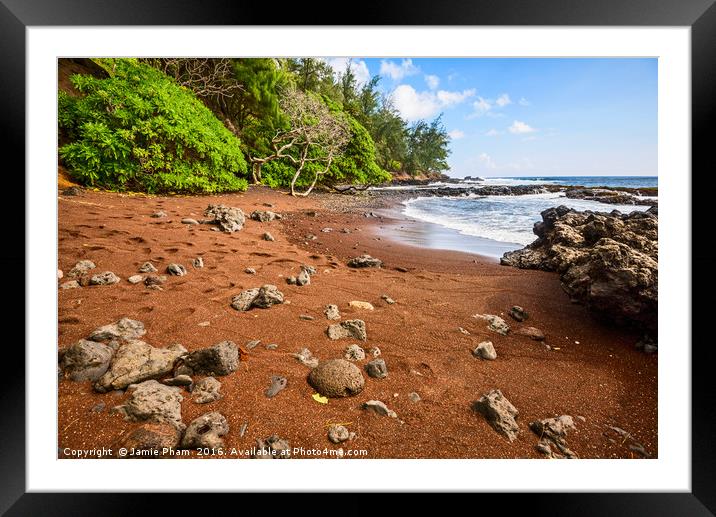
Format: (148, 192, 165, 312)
(58, 59, 248, 193)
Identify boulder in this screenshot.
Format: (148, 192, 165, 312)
(89, 271, 120, 285)
(349, 301, 374, 311)
(204, 204, 246, 232)
(69, 260, 96, 278)
(473, 341, 497, 360)
(324, 304, 341, 320)
(184, 340, 239, 376)
(362, 400, 397, 418)
(113, 380, 184, 430)
(231, 285, 284, 311)
(529, 415, 578, 458)
(250, 210, 282, 222)
(94, 341, 186, 392)
(327, 319, 367, 341)
(308, 359, 365, 398)
(144, 275, 167, 286)
(296, 268, 310, 286)
(472, 389, 519, 441)
(347, 255, 383, 268)
(115, 422, 181, 457)
(88, 318, 146, 343)
(365, 358, 388, 379)
(166, 263, 187, 276)
(253, 435, 291, 459)
(192, 257, 204, 268)
(192, 377, 222, 404)
(473, 314, 510, 335)
(501, 205, 658, 334)
(60, 339, 114, 381)
(139, 262, 158, 273)
(60, 280, 81, 289)
(344, 344, 365, 361)
(128, 275, 144, 284)
(509, 306, 529, 322)
(180, 412, 229, 449)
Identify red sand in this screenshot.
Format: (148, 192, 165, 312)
(57, 186, 657, 459)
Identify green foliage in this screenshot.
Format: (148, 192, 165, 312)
(58, 58, 248, 193)
(404, 116, 451, 176)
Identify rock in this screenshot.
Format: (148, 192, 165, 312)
(115, 422, 181, 457)
(265, 343, 278, 350)
(347, 255, 383, 268)
(635, 335, 658, 354)
(69, 260, 96, 278)
(181, 218, 199, 225)
(472, 389, 519, 441)
(473, 314, 510, 335)
(362, 400, 397, 418)
(113, 380, 184, 430)
(306, 210, 318, 217)
(305, 234, 317, 240)
(58, 269, 63, 280)
(250, 210, 282, 222)
(60, 339, 114, 381)
(516, 326, 545, 341)
(308, 359, 365, 398)
(458, 327, 470, 335)
(244, 267, 256, 274)
(246, 339, 261, 349)
(324, 304, 341, 320)
(365, 358, 388, 379)
(301, 265, 317, 276)
(381, 295, 396, 305)
(192, 257, 204, 268)
(344, 344, 365, 361)
(139, 262, 158, 273)
(128, 275, 144, 284)
(192, 377, 222, 404)
(349, 301, 374, 311)
(60, 280, 81, 289)
(253, 435, 291, 459)
(395, 267, 409, 273)
(296, 268, 311, 286)
(501, 205, 658, 333)
(166, 263, 187, 276)
(341, 228, 351, 234)
(263, 232, 275, 242)
(286, 276, 297, 285)
(94, 341, 186, 392)
(231, 285, 284, 311)
(180, 412, 229, 449)
(529, 415, 578, 458)
(152, 211, 167, 218)
(327, 319, 367, 341)
(299, 314, 314, 321)
(162, 374, 193, 387)
(473, 341, 497, 360)
(509, 306, 529, 322)
(328, 425, 354, 443)
(204, 204, 246, 232)
(408, 392, 421, 403)
(62, 186, 83, 196)
(265, 375, 287, 398)
(184, 341, 239, 376)
(292, 348, 319, 368)
(368, 346, 381, 358)
(91, 402, 106, 412)
(89, 271, 120, 285)
(88, 318, 146, 343)
(144, 275, 167, 286)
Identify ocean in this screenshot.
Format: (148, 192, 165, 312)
(397, 176, 656, 258)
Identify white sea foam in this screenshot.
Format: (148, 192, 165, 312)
(402, 192, 652, 246)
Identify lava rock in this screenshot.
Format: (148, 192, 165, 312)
(362, 400, 397, 418)
(324, 304, 341, 320)
(365, 358, 388, 379)
(327, 319, 367, 341)
(516, 326, 546, 341)
(347, 255, 383, 268)
(88, 317, 146, 343)
(253, 435, 291, 459)
(139, 262, 158, 273)
(509, 306, 529, 322)
(308, 359, 365, 398)
(113, 380, 184, 430)
(69, 260, 96, 278)
(94, 341, 186, 392)
(250, 210, 282, 222)
(344, 344, 365, 361)
(192, 377, 222, 404)
(473, 341, 497, 360)
(473, 314, 510, 335)
(166, 263, 187, 276)
(180, 412, 229, 449)
(184, 341, 239, 376)
(89, 271, 120, 285)
(472, 389, 519, 441)
(115, 422, 181, 457)
(60, 339, 114, 381)
(204, 204, 246, 233)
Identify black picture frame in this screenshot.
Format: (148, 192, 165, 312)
(3, 0, 714, 513)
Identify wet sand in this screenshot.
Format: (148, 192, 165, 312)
(57, 186, 657, 459)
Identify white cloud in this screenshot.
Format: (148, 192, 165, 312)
(485, 129, 502, 136)
(425, 74, 440, 90)
(478, 153, 497, 169)
(508, 120, 536, 134)
(390, 84, 475, 122)
(448, 129, 465, 140)
(472, 96, 492, 116)
(519, 97, 530, 106)
(496, 93, 512, 107)
(379, 59, 419, 81)
(325, 57, 371, 87)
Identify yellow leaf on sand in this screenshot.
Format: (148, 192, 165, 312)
(312, 393, 328, 404)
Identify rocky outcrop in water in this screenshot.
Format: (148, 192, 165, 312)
(565, 188, 656, 207)
(501, 205, 657, 334)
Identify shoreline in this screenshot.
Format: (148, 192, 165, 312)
(57, 186, 657, 459)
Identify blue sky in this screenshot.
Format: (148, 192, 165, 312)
(324, 58, 657, 178)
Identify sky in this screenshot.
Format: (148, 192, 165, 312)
(323, 58, 657, 178)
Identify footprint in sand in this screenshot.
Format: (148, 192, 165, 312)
(174, 307, 197, 319)
(164, 247, 180, 253)
(129, 236, 148, 244)
(137, 306, 154, 314)
(250, 252, 273, 258)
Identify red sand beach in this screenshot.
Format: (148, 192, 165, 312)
(57, 186, 657, 459)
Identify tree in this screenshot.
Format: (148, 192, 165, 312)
(405, 115, 451, 175)
(250, 87, 350, 196)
